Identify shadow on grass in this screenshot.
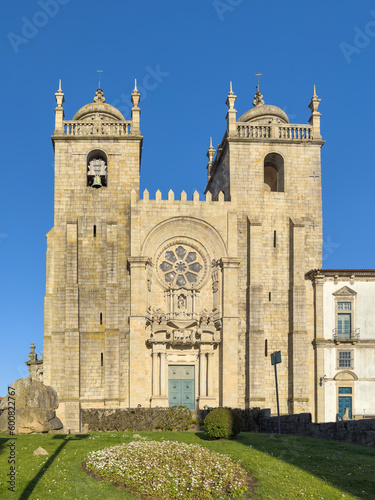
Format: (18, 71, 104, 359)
(194, 431, 210, 440)
(19, 434, 89, 500)
(193, 430, 375, 499)
(233, 432, 375, 500)
(0, 437, 11, 457)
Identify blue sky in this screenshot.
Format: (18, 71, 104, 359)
(1, 0, 374, 396)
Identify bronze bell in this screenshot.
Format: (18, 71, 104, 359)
(92, 175, 102, 189)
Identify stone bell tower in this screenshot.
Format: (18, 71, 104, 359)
(206, 83, 324, 416)
(43, 80, 142, 431)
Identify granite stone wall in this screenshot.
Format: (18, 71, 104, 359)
(260, 412, 375, 447)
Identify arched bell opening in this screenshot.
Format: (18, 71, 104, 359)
(264, 152, 284, 192)
(87, 149, 108, 188)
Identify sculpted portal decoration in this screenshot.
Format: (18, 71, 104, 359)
(147, 241, 221, 348)
(146, 302, 221, 348)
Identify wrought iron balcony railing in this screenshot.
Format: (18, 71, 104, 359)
(332, 328, 360, 343)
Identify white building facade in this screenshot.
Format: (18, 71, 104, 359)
(307, 270, 375, 422)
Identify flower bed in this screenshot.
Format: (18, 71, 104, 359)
(84, 440, 249, 498)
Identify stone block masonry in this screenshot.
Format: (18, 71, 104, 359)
(41, 82, 324, 432)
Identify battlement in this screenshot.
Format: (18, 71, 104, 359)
(132, 189, 232, 203)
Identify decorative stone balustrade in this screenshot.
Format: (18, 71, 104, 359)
(236, 122, 313, 140)
(237, 124, 271, 139)
(278, 125, 312, 140)
(63, 120, 132, 136)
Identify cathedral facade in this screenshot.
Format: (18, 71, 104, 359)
(42, 80, 325, 432)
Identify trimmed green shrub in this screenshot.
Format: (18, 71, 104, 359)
(203, 407, 242, 439)
(81, 405, 194, 432)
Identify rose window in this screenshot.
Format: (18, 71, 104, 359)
(159, 245, 203, 287)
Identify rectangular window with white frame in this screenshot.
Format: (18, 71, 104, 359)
(337, 350, 353, 369)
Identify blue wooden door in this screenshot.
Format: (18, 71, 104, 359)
(338, 387, 352, 419)
(168, 366, 195, 409)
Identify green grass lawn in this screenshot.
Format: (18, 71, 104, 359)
(0, 431, 374, 499)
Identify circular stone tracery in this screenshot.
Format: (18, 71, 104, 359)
(157, 243, 207, 289)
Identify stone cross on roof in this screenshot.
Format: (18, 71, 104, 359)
(256, 70, 262, 92)
(97, 67, 103, 89)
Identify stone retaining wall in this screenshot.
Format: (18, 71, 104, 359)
(260, 413, 375, 447)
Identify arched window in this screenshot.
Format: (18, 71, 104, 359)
(87, 150, 107, 188)
(264, 153, 284, 192)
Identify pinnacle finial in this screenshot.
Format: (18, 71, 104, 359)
(207, 137, 216, 166)
(253, 91, 264, 107)
(308, 85, 322, 138)
(94, 88, 106, 103)
(58, 79, 62, 91)
(28, 342, 37, 362)
(131, 79, 141, 110)
(226, 82, 236, 110)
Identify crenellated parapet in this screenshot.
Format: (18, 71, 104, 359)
(131, 189, 232, 203)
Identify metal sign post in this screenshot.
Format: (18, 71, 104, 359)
(271, 350, 282, 434)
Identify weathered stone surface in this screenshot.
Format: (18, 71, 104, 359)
(0, 378, 63, 434)
(33, 447, 49, 456)
(44, 83, 326, 432)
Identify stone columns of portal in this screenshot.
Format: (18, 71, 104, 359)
(247, 219, 266, 408)
(313, 275, 326, 422)
(198, 348, 216, 409)
(152, 351, 159, 396)
(199, 351, 207, 397)
(128, 256, 152, 408)
(219, 257, 241, 407)
(288, 219, 309, 414)
(150, 346, 168, 407)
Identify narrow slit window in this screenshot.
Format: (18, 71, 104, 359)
(269, 292, 272, 301)
(100, 313, 103, 325)
(265, 339, 268, 357)
(93, 225, 96, 237)
(101, 353, 103, 367)
(274, 230, 277, 248)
